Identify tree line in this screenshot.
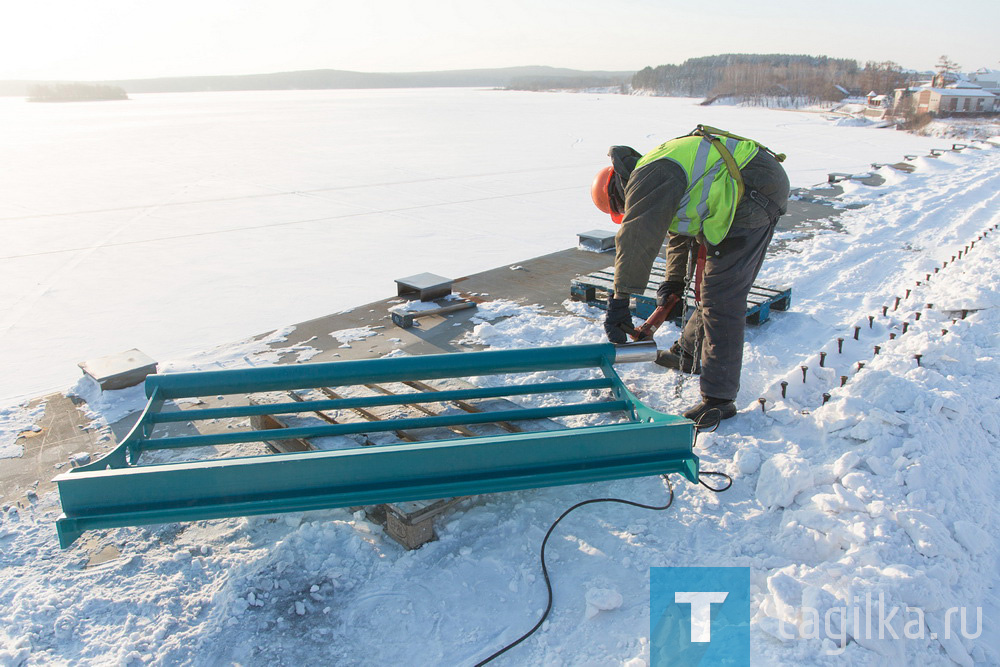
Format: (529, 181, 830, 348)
(506, 75, 629, 92)
(28, 83, 128, 103)
(632, 54, 910, 103)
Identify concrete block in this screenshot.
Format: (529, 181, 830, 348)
(384, 507, 436, 549)
(78, 349, 157, 391)
(380, 498, 462, 550)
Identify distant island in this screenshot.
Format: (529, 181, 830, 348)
(28, 82, 128, 103)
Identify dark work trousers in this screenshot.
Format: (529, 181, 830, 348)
(678, 222, 776, 401)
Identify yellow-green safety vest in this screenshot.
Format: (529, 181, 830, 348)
(635, 132, 760, 245)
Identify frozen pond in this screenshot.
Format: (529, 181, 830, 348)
(0, 88, 943, 401)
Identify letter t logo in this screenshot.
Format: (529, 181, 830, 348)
(675, 591, 729, 642)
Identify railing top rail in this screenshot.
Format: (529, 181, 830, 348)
(146, 343, 623, 399)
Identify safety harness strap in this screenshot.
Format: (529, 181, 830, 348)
(747, 189, 783, 226)
(695, 124, 787, 163)
(691, 125, 784, 227)
(689, 125, 748, 210)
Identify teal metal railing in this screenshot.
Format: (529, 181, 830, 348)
(53, 342, 696, 548)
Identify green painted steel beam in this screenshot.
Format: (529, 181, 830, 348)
(52, 341, 699, 549)
(54, 419, 696, 549)
(149, 378, 615, 425)
(144, 344, 623, 399)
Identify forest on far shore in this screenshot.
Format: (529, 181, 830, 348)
(28, 82, 128, 102)
(630, 54, 910, 103)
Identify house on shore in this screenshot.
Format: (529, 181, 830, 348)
(890, 72, 998, 117)
(864, 91, 890, 119)
(913, 87, 996, 114)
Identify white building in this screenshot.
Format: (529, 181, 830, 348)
(914, 87, 996, 114)
(969, 69, 1000, 96)
(892, 73, 998, 116)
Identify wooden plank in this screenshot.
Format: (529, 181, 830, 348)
(402, 379, 522, 434)
(287, 391, 376, 446)
(364, 384, 478, 438)
(318, 386, 419, 442)
(248, 412, 313, 453)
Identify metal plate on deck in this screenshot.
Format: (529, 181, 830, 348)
(395, 273, 454, 301)
(577, 229, 617, 252)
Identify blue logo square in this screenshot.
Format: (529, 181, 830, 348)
(650, 567, 751, 666)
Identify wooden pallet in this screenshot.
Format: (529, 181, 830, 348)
(570, 262, 791, 326)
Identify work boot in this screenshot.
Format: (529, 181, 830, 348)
(654, 341, 701, 374)
(682, 396, 737, 429)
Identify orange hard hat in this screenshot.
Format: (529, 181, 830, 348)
(591, 166, 623, 224)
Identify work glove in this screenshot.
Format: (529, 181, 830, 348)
(603, 296, 633, 344)
(656, 280, 685, 318)
(656, 280, 684, 306)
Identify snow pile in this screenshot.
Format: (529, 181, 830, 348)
(387, 301, 443, 315)
(0, 401, 45, 460)
(745, 285, 1000, 663)
(387, 294, 467, 315)
(756, 454, 814, 510)
(832, 103, 868, 115)
(914, 118, 1000, 142)
(470, 299, 543, 323)
(833, 116, 874, 128)
(467, 303, 602, 348)
(160, 325, 299, 375)
(67, 376, 147, 427)
(328, 326, 378, 347)
(585, 587, 625, 620)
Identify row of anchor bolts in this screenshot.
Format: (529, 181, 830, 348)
(759, 225, 994, 413)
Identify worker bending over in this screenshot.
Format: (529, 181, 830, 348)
(591, 125, 790, 428)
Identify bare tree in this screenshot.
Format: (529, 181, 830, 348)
(860, 61, 907, 95)
(935, 55, 962, 86)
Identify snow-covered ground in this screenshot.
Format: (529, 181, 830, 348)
(1, 122, 998, 664)
(0, 88, 954, 402)
(916, 118, 1000, 142)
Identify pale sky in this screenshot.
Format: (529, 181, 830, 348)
(0, 0, 997, 80)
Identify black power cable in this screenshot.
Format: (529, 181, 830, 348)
(698, 470, 734, 493)
(475, 477, 677, 665)
(474, 464, 735, 665)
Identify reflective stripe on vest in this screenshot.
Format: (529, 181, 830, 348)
(635, 135, 759, 245)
